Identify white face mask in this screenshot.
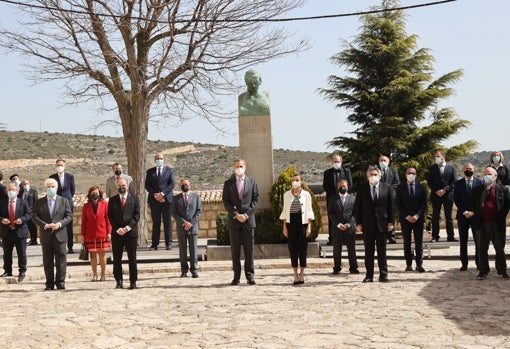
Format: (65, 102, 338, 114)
(292, 181, 301, 189)
(379, 161, 388, 170)
(8, 190, 17, 200)
(56, 166, 65, 174)
(24, 185, 30, 191)
(235, 167, 245, 176)
(435, 157, 443, 165)
(406, 174, 416, 183)
(332, 162, 341, 170)
(14, 179, 21, 186)
(368, 175, 379, 186)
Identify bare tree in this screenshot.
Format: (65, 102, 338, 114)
(0, 0, 307, 245)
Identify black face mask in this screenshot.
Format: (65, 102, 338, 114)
(339, 187, 347, 194)
(114, 169, 122, 176)
(464, 170, 474, 177)
(181, 184, 190, 192)
(118, 187, 127, 194)
(90, 193, 100, 201)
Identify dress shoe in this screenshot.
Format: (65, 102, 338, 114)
(459, 265, 468, 272)
(29, 241, 38, 246)
(326, 241, 332, 246)
(67, 248, 74, 254)
(191, 272, 199, 278)
(429, 237, 439, 242)
(44, 286, 54, 291)
(388, 237, 397, 244)
(332, 269, 340, 275)
(116, 280, 123, 289)
(18, 273, 26, 282)
(56, 284, 65, 290)
(166, 245, 172, 250)
(128, 282, 137, 290)
(349, 269, 360, 274)
(247, 278, 256, 285)
(416, 266, 426, 273)
(0, 272, 13, 277)
(477, 273, 487, 280)
(362, 277, 373, 283)
(405, 266, 413, 272)
(149, 246, 158, 251)
(379, 276, 389, 282)
(230, 279, 240, 286)
(447, 238, 459, 242)
(180, 272, 188, 278)
(499, 273, 510, 280)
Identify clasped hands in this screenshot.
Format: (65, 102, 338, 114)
(1, 218, 22, 226)
(116, 227, 130, 235)
(235, 213, 247, 223)
(154, 193, 166, 203)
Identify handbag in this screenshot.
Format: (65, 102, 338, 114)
(79, 243, 89, 261)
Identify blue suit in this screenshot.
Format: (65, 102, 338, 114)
(145, 166, 175, 247)
(0, 198, 31, 275)
(426, 163, 457, 240)
(454, 177, 483, 268)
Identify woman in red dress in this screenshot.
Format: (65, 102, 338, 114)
(81, 186, 111, 281)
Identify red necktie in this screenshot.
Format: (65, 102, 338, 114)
(121, 196, 126, 210)
(9, 200, 15, 228)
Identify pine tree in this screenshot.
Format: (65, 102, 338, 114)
(319, 0, 476, 190)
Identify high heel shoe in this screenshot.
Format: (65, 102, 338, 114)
(99, 275, 105, 282)
(91, 275, 98, 282)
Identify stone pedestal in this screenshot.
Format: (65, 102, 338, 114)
(238, 115, 274, 210)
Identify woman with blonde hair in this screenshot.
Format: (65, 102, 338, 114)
(81, 186, 111, 281)
(489, 151, 510, 186)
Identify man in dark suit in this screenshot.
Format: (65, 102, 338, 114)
(453, 163, 483, 271)
(471, 167, 509, 280)
(21, 179, 39, 245)
(323, 154, 353, 245)
(108, 178, 141, 290)
(222, 159, 259, 285)
(379, 155, 400, 244)
(0, 172, 7, 201)
(49, 159, 76, 253)
(327, 179, 358, 275)
(426, 150, 457, 242)
(32, 178, 73, 290)
(0, 183, 31, 282)
(145, 152, 175, 250)
(9, 174, 25, 199)
(354, 165, 394, 283)
(171, 178, 202, 278)
(396, 167, 428, 273)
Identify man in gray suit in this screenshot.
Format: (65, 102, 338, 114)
(105, 162, 135, 198)
(222, 159, 259, 286)
(172, 178, 202, 278)
(32, 178, 73, 290)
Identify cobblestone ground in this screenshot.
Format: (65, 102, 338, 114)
(1, 246, 509, 349)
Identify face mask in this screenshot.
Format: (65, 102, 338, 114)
(235, 167, 245, 176)
(406, 174, 416, 182)
(379, 162, 388, 170)
(332, 163, 341, 170)
(14, 179, 21, 186)
(492, 156, 501, 163)
(292, 181, 301, 189)
(24, 185, 30, 191)
(155, 159, 164, 167)
(90, 193, 100, 201)
(56, 166, 65, 174)
(483, 175, 494, 184)
(435, 157, 442, 165)
(181, 184, 190, 192)
(47, 187, 57, 197)
(368, 175, 379, 185)
(8, 190, 17, 200)
(339, 187, 347, 194)
(114, 169, 122, 176)
(464, 170, 474, 178)
(118, 187, 127, 194)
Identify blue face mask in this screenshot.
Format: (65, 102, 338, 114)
(156, 159, 164, 167)
(47, 187, 57, 197)
(483, 175, 494, 184)
(379, 162, 388, 170)
(8, 190, 17, 200)
(493, 156, 501, 163)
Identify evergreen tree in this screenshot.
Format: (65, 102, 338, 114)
(319, 0, 476, 191)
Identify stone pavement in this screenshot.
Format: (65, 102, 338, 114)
(1, 234, 510, 348)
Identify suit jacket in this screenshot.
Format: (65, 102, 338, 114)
(171, 192, 202, 235)
(453, 177, 483, 219)
(327, 193, 356, 233)
(0, 182, 8, 201)
(426, 164, 457, 202)
(81, 200, 111, 241)
(108, 194, 140, 237)
(32, 195, 73, 243)
(222, 175, 259, 228)
(471, 183, 510, 232)
(380, 166, 400, 199)
(23, 187, 38, 209)
(145, 166, 175, 204)
(354, 182, 394, 233)
(49, 172, 76, 209)
(395, 181, 428, 223)
(323, 166, 353, 198)
(0, 198, 31, 239)
(105, 174, 135, 198)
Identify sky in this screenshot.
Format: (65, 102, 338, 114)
(0, 0, 508, 153)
